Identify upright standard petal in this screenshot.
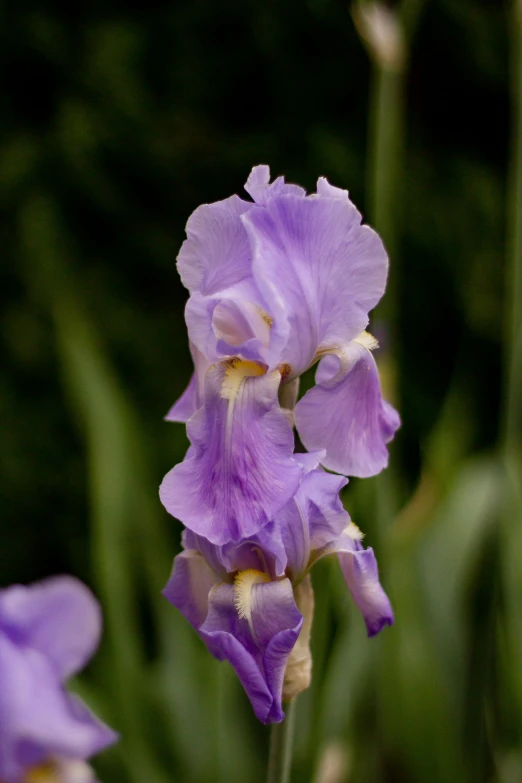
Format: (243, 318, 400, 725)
(199, 578, 302, 723)
(243, 194, 389, 377)
(0, 577, 101, 680)
(336, 540, 394, 637)
(177, 194, 253, 295)
(294, 336, 400, 477)
(160, 360, 303, 545)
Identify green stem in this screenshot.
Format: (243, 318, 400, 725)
(367, 64, 404, 328)
(266, 700, 297, 783)
(367, 65, 403, 265)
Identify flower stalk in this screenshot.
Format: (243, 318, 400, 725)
(504, 0, 522, 457)
(266, 699, 297, 783)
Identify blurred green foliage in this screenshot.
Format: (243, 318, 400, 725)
(1, 0, 520, 781)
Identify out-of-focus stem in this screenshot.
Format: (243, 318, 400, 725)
(500, 0, 522, 736)
(355, 0, 425, 340)
(367, 65, 403, 322)
(266, 700, 297, 783)
(504, 0, 522, 458)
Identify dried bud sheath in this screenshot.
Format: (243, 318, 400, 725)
(283, 576, 314, 701)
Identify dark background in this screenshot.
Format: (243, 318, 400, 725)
(1, 2, 517, 782)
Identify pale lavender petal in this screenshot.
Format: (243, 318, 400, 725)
(243, 195, 388, 377)
(336, 543, 394, 637)
(177, 194, 253, 295)
(165, 343, 209, 423)
(182, 528, 270, 578)
(244, 523, 288, 578)
(162, 550, 219, 631)
(316, 177, 349, 201)
(248, 580, 302, 718)
(275, 466, 349, 579)
(160, 362, 303, 545)
(302, 470, 350, 551)
(185, 280, 272, 366)
(295, 341, 400, 477)
(0, 635, 116, 781)
(199, 580, 302, 724)
(0, 577, 101, 680)
(165, 372, 198, 423)
(244, 165, 306, 206)
(294, 450, 325, 474)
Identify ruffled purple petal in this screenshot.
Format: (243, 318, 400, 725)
(244, 165, 306, 205)
(0, 635, 116, 782)
(0, 577, 101, 681)
(160, 362, 303, 545)
(199, 580, 302, 723)
(336, 541, 394, 637)
(295, 340, 400, 477)
(177, 194, 253, 295)
(316, 177, 350, 201)
(243, 194, 388, 377)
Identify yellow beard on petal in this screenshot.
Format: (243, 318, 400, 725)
(233, 569, 270, 630)
(353, 331, 379, 351)
(220, 359, 266, 400)
(25, 764, 60, 783)
(25, 759, 93, 783)
(344, 520, 365, 541)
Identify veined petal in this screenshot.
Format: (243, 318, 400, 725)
(199, 579, 302, 724)
(177, 194, 253, 295)
(294, 337, 400, 477)
(244, 165, 306, 205)
(243, 194, 388, 377)
(336, 540, 394, 637)
(159, 360, 303, 545)
(0, 577, 101, 681)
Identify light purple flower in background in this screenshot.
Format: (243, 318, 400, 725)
(0, 576, 117, 783)
(160, 166, 400, 545)
(163, 453, 393, 724)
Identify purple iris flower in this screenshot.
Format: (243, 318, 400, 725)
(160, 166, 400, 546)
(163, 452, 393, 724)
(0, 576, 117, 783)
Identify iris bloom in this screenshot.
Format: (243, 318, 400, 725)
(163, 452, 393, 724)
(0, 576, 117, 783)
(160, 166, 400, 545)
